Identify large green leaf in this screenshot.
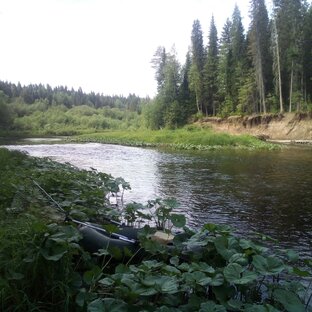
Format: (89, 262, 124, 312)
(252, 255, 285, 275)
(87, 298, 128, 312)
(40, 244, 68, 261)
(170, 214, 186, 228)
(183, 271, 206, 284)
(229, 253, 248, 266)
(214, 236, 236, 261)
(163, 265, 181, 275)
(98, 277, 115, 287)
(141, 260, 164, 270)
(83, 266, 102, 285)
(137, 275, 179, 295)
(223, 263, 258, 285)
(141, 275, 159, 287)
(273, 289, 305, 312)
(190, 262, 215, 274)
(227, 299, 243, 310)
(210, 273, 224, 286)
(157, 276, 179, 294)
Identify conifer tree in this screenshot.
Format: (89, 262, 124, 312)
(189, 19, 205, 114)
(203, 16, 219, 115)
(273, 0, 305, 111)
(249, 0, 271, 113)
(151, 46, 167, 92)
(179, 51, 196, 122)
(218, 18, 233, 115)
(230, 5, 247, 112)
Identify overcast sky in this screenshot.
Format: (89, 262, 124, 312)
(0, 0, 264, 97)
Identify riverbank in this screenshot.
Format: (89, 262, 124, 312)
(198, 112, 312, 142)
(73, 127, 277, 150)
(1, 148, 311, 311)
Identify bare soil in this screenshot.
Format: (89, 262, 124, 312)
(198, 112, 312, 142)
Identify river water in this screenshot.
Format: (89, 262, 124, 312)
(2, 140, 312, 257)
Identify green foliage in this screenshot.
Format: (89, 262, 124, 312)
(203, 16, 219, 116)
(143, 97, 166, 130)
(147, 47, 189, 130)
(0, 149, 311, 311)
(9, 100, 143, 135)
(0, 81, 145, 135)
(273, 0, 306, 111)
(237, 71, 257, 114)
(75, 126, 277, 150)
(0, 91, 13, 130)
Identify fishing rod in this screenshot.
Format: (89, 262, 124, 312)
(31, 179, 137, 244)
(32, 180, 66, 215)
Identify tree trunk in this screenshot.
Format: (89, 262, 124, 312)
(289, 60, 294, 112)
(260, 69, 266, 114)
(196, 96, 201, 114)
(273, 18, 283, 113)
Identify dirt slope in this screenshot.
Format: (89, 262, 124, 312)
(199, 112, 312, 141)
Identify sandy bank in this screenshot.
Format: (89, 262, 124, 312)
(199, 112, 312, 142)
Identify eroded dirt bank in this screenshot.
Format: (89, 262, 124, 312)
(199, 112, 312, 141)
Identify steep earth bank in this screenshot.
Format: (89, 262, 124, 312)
(199, 112, 312, 142)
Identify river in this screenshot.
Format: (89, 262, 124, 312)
(2, 140, 312, 257)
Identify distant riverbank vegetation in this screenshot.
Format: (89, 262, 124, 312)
(74, 128, 274, 150)
(1, 1, 312, 141)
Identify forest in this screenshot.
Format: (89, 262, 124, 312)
(0, 0, 312, 134)
(0, 81, 147, 134)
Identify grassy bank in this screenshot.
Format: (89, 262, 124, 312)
(73, 126, 277, 150)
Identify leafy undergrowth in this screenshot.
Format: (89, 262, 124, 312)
(72, 126, 278, 151)
(0, 148, 311, 311)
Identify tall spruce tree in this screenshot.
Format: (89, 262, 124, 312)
(203, 16, 219, 115)
(189, 19, 205, 114)
(230, 5, 247, 112)
(218, 18, 233, 115)
(179, 51, 197, 122)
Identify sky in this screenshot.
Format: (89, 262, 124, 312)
(0, 0, 258, 98)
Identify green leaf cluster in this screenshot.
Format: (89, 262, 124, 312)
(0, 149, 311, 311)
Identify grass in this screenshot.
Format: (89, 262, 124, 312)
(73, 126, 277, 150)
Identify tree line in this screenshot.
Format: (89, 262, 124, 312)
(0, 81, 148, 133)
(1, 0, 312, 132)
(147, 0, 312, 129)
(0, 80, 144, 111)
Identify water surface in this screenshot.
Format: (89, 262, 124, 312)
(3, 141, 312, 257)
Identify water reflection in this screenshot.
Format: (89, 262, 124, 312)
(2, 142, 312, 256)
(154, 148, 312, 256)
